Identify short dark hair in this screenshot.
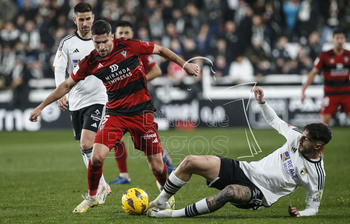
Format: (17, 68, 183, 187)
(116, 20, 132, 29)
(91, 20, 112, 35)
(333, 28, 346, 37)
(74, 2, 92, 14)
(304, 123, 332, 145)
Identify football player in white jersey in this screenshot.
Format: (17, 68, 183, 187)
(148, 86, 332, 218)
(53, 3, 111, 204)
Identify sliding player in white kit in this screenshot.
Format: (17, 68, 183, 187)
(148, 86, 332, 218)
(53, 3, 111, 203)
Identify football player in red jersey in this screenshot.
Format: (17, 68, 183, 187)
(29, 20, 199, 213)
(108, 20, 173, 185)
(301, 29, 350, 125)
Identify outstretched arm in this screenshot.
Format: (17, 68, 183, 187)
(29, 77, 77, 122)
(301, 67, 318, 103)
(152, 44, 199, 77)
(251, 86, 294, 136)
(54, 66, 69, 111)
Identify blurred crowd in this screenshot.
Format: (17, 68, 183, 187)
(1, 0, 350, 106)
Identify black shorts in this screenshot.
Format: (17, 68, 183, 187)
(70, 104, 105, 140)
(206, 156, 264, 210)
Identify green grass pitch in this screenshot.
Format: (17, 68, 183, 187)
(0, 127, 349, 224)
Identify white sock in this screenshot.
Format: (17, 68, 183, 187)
(119, 172, 130, 179)
(81, 148, 92, 169)
(172, 198, 210, 217)
(156, 172, 187, 204)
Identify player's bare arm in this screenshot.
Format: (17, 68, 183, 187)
(29, 77, 77, 122)
(301, 67, 318, 103)
(146, 65, 162, 82)
(206, 185, 251, 212)
(288, 204, 301, 217)
(152, 44, 199, 77)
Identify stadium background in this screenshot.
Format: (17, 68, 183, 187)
(0, 0, 350, 131)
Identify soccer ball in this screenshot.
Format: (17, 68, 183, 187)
(121, 188, 149, 215)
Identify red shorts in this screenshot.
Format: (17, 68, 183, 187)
(94, 112, 162, 155)
(321, 95, 350, 115)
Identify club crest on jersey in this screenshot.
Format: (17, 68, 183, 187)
(300, 168, 308, 176)
(121, 50, 127, 58)
(110, 64, 119, 72)
(336, 63, 344, 69)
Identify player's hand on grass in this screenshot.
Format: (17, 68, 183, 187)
(58, 95, 68, 111)
(251, 86, 265, 104)
(183, 62, 199, 77)
(29, 107, 42, 122)
(288, 204, 300, 217)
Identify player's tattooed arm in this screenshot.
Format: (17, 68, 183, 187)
(206, 185, 251, 212)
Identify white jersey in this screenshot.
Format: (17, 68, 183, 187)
(53, 32, 107, 111)
(240, 103, 325, 216)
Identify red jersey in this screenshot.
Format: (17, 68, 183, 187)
(71, 38, 155, 116)
(140, 55, 156, 73)
(314, 49, 350, 96)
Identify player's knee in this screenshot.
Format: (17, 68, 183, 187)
(80, 142, 93, 151)
(180, 155, 200, 171)
(91, 153, 104, 165)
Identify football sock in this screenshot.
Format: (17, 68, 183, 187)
(87, 161, 103, 196)
(119, 172, 130, 179)
(81, 147, 92, 169)
(163, 172, 187, 194)
(156, 172, 187, 205)
(114, 141, 128, 173)
(82, 147, 107, 187)
(172, 198, 210, 217)
(153, 162, 167, 187)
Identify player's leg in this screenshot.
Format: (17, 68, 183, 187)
(320, 96, 338, 125)
(149, 157, 261, 218)
(146, 152, 167, 188)
(79, 105, 111, 202)
(129, 113, 168, 189)
(74, 115, 124, 213)
(149, 184, 252, 218)
(73, 143, 110, 213)
(108, 140, 131, 184)
(149, 155, 220, 209)
(342, 95, 350, 120)
(88, 143, 110, 194)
